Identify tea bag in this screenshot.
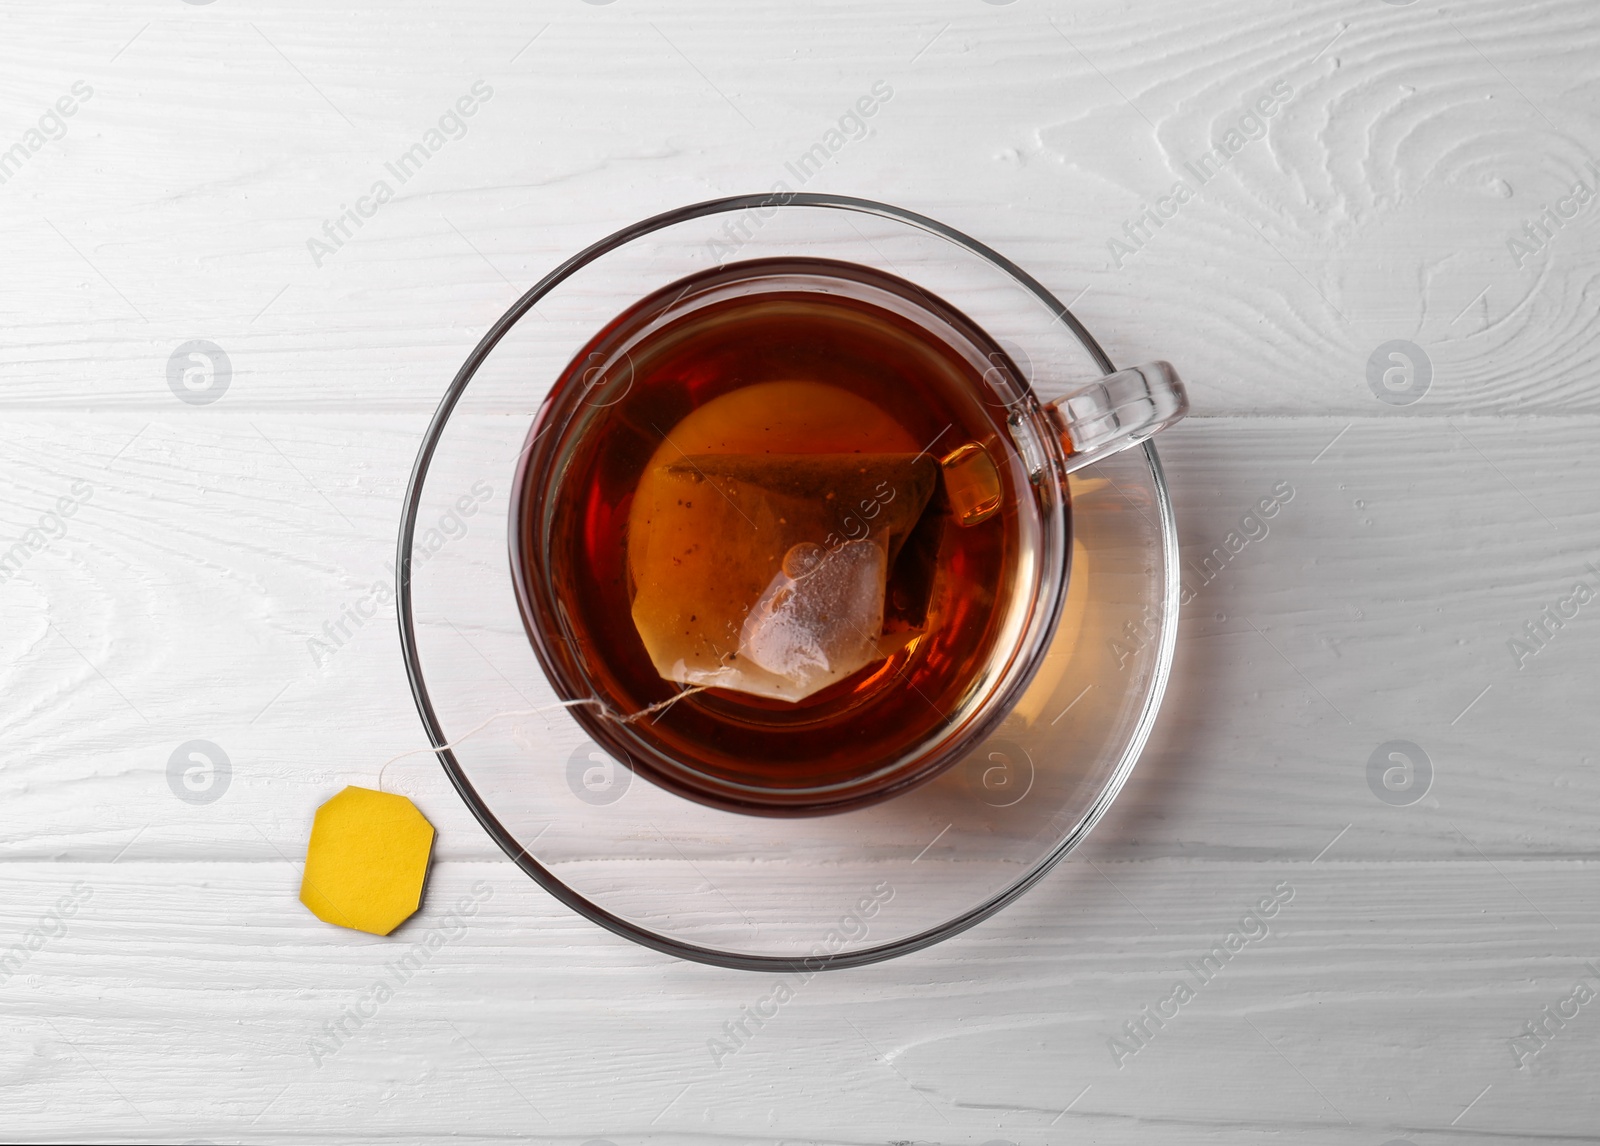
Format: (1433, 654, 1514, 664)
(739, 538, 887, 691)
(629, 452, 940, 701)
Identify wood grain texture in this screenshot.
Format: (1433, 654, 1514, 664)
(2, 860, 1598, 1144)
(5, 416, 1596, 863)
(3, 0, 1600, 1141)
(4, 1, 1598, 415)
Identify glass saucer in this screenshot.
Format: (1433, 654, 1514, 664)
(398, 194, 1179, 971)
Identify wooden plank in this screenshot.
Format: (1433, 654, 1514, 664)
(0, 860, 1592, 1141)
(4, 414, 1598, 863)
(1, 2, 1596, 414)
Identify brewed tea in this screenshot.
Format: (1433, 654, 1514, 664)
(514, 258, 1051, 813)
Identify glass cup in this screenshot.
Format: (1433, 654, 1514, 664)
(399, 194, 1187, 969)
(508, 252, 1185, 816)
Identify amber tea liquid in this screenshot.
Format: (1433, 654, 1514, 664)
(513, 258, 1052, 815)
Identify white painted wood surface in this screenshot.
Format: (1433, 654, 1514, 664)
(3, 0, 1599, 1141)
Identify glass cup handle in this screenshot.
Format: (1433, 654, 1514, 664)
(1042, 361, 1189, 475)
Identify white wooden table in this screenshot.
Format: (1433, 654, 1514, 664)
(3, 1, 1597, 1142)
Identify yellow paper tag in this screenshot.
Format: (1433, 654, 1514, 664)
(299, 786, 436, 936)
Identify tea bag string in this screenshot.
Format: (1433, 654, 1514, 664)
(374, 687, 708, 792)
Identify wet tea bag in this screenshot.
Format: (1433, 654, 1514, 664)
(629, 452, 941, 700)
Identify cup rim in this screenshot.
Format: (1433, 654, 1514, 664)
(397, 193, 1182, 971)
